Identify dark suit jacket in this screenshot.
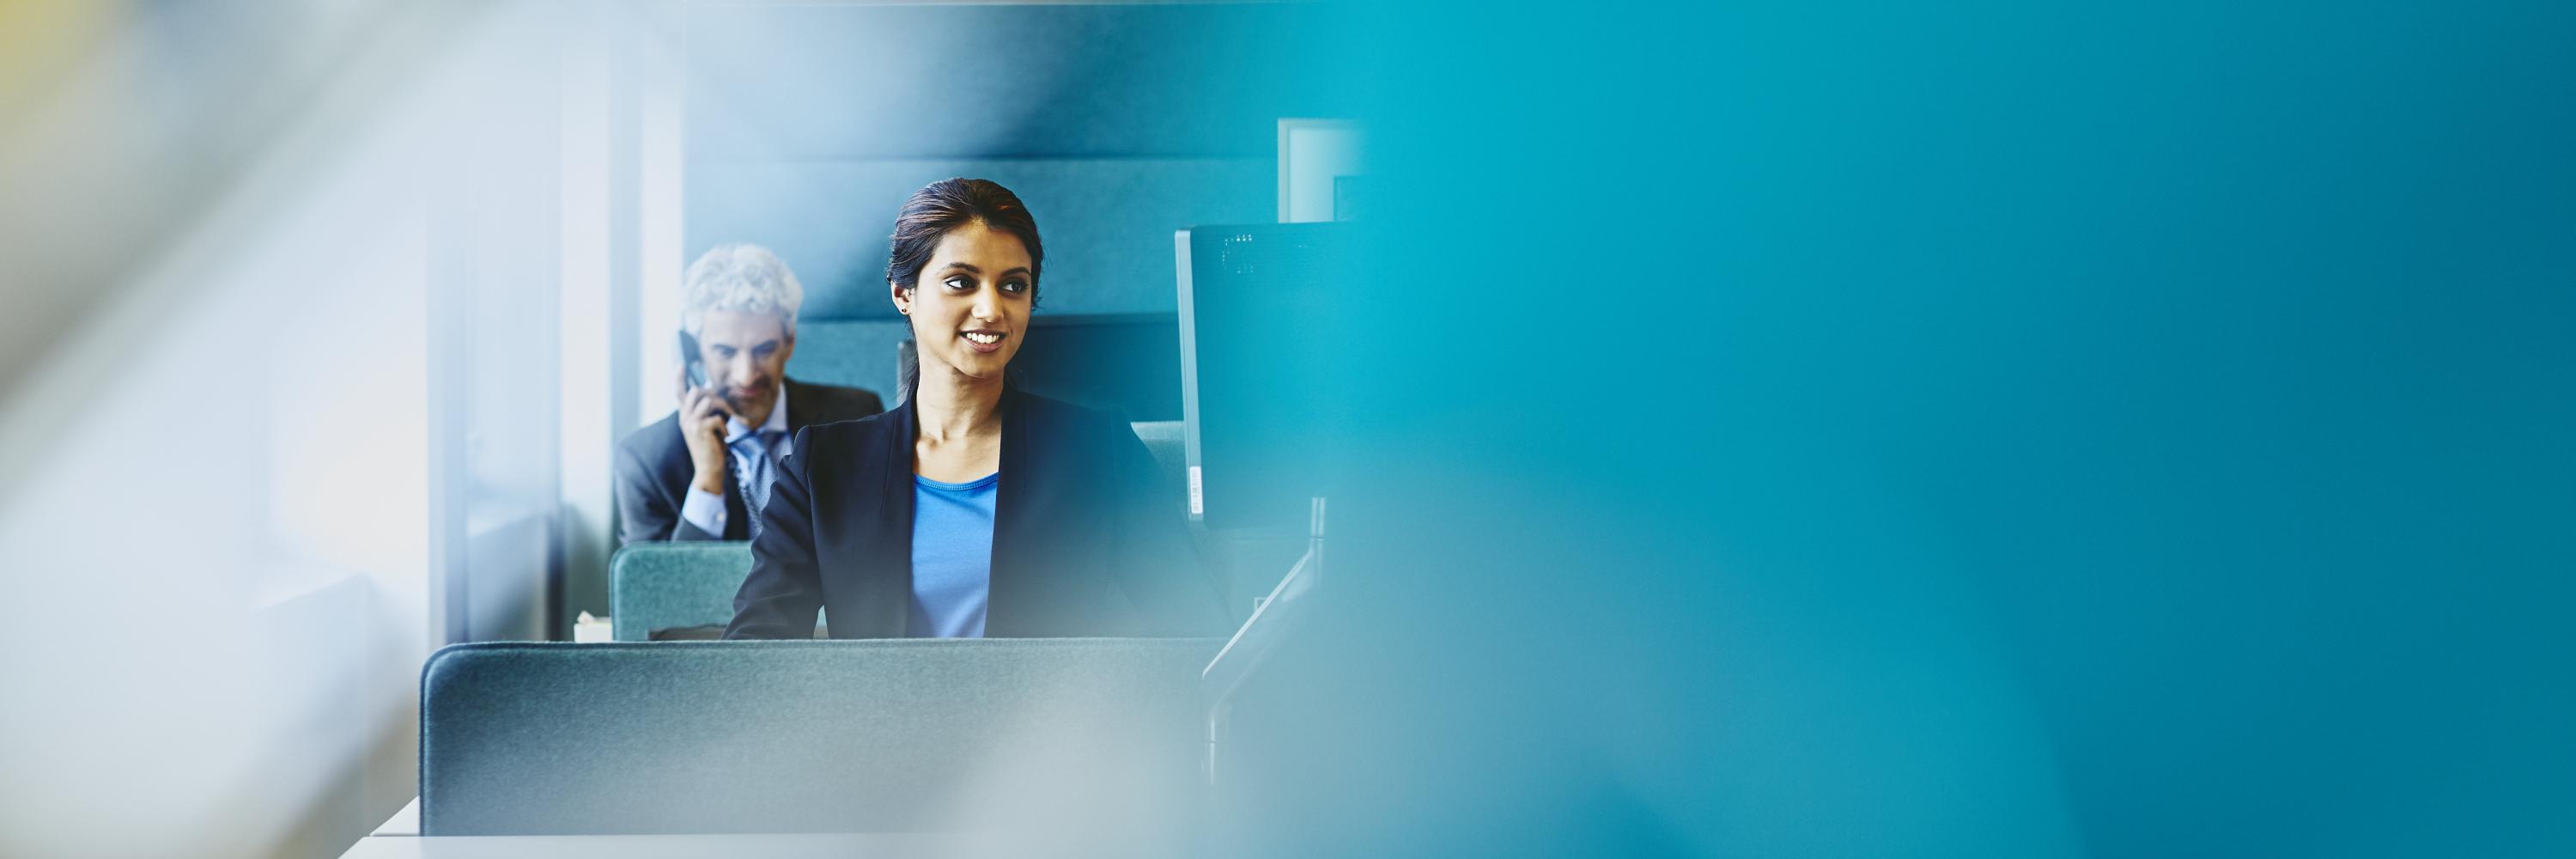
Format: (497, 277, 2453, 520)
(614, 378, 885, 545)
(726, 387, 1230, 639)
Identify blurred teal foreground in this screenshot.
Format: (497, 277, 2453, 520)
(1230, 2, 2573, 856)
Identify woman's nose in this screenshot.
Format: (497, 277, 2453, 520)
(970, 289, 999, 320)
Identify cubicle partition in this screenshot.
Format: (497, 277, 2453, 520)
(419, 638, 1223, 843)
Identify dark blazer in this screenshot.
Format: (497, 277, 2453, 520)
(613, 378, 885, 545)
(726, 387, 1230, 639)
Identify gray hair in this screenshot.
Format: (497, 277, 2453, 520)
(681, 243, 804, 335)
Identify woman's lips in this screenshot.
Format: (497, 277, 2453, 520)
(962, 330, 1006, 354)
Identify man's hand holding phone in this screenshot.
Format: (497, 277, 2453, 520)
(677, 363, 735, 497)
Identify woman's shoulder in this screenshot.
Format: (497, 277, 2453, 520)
(794, 407, 905, 449)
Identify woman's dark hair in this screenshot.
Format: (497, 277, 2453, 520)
(887, 178, 1043, 401)
(887, 177, 1044, 304)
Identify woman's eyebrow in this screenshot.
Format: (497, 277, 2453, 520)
(943, 262, 982, 274)
(999, 267, 1031, 279)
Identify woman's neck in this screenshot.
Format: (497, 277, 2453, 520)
(914, 367, 1004, 443)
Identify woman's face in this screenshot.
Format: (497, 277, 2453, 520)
(895, 221, 1034, 384)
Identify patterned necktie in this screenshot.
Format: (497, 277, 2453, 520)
(732, 430, 783, 536)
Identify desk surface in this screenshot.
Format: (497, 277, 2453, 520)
(339, 832, 1013, 858)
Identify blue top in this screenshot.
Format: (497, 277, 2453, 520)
(908, 471, 998, 637)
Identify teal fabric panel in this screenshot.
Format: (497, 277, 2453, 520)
(418, 638, 1224, 838)
(608, 542, 755, 642)
(687, 158, 1271, 320)
(682, 3, 1349, 161)
(786, 319, 912, 401)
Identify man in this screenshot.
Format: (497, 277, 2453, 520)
(616, 243, 885, 544)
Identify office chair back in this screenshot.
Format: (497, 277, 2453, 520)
(609, 541, 755, 641)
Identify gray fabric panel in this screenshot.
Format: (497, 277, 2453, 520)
(420, 638, 1224, 838)
(687, 158, 1271, 321)
(609, 542, 756, 642)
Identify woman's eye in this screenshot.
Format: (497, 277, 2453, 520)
(944, 276, 971, 290)
(1002, 280, 1028, 294)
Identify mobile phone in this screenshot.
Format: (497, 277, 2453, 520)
(679, 329, 709, 390)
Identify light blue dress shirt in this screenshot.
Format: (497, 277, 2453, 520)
(679, 385, 793, 538)
(908, 471, 997, 638)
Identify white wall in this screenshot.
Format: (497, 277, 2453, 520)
(0, 3, 627, 855)
(0, 58, 434, 856)
(1279, 119, 1362, 223)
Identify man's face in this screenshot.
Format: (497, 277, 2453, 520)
(694, 310, 794, 426)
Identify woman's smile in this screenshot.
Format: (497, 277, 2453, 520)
(962, 329, 1006, 353)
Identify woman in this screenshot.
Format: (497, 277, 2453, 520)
(726, 178, 1230, 639)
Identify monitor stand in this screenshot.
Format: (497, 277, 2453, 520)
(1202, 497, 1326, 788)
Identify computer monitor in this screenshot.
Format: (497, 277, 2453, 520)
(1174, 222, 1352, 530)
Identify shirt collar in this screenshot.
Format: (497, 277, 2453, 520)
(725, 381, 791, 444)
